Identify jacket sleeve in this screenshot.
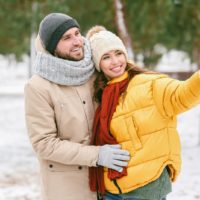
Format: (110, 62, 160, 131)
(24, 83, 99, 167)
(153, 71, 200, 117)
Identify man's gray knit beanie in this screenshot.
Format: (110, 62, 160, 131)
(39, 13, 80, 54)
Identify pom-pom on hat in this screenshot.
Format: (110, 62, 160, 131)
(39, 13, 80, 54)
(86, 26, 128, 71)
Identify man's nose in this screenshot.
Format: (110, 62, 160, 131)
(72, 36, 81, 45)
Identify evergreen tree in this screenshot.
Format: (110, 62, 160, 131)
(0, 0, 199, 67)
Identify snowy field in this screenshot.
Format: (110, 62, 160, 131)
(0, 96, 200, 200)
(0, 96, 40, 200)
(0, 53, 200, 200)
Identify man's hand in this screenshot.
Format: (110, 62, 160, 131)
(97, 144, 130, 172)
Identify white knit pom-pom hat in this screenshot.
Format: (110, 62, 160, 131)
(86, 26, 128, 71)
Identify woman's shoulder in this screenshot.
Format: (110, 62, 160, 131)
(129, 73, 168, 86)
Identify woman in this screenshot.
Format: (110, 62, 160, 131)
(86, 26, 200, 200)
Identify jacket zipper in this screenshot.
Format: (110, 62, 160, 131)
(113, 179, 122, 194)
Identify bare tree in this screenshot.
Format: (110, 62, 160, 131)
(113, 0, 134, 59)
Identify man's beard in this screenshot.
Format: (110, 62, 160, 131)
(55, 47, 84, 61)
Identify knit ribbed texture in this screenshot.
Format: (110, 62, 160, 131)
(39, 13, 80, 54)
(88, 29, 128, 71)
(34, 38, 95, 86)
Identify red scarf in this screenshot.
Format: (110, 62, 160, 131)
(89, 75, 129, 194)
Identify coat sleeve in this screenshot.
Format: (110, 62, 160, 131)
(153, 71, 200, 117)
(24, 83, 99, 167)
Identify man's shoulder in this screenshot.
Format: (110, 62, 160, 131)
(25, 73, 96, 91)
(29, 74, 46, 82)
(25, 74, 53, 91)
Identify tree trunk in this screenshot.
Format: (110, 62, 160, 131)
(192, 48, 200, 70)
(113, 0, 134, 60)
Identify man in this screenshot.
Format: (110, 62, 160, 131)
(24, 13, 130, 200)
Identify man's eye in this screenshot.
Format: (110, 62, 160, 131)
(63, 37, 70, 40)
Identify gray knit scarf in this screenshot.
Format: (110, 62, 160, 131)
(34, 38, 95, 86)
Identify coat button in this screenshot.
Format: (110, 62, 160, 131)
(83, 101, 86, 104)
(49, 164, 53, 168)
(78, 166, 82, 170)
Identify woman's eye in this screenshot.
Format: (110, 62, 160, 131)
(102, 56, 110, 60)
(116, 51, 122, 56)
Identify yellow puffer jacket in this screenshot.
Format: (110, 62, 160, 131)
(104, 71, 200, 194)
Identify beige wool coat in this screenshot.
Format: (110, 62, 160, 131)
(24, 37, 99, 200)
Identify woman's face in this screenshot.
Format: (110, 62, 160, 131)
(99, 50, 127, 79)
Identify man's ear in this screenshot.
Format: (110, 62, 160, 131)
(35, 34, 50, 54)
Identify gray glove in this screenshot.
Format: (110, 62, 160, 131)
(97, 144, 130, 172)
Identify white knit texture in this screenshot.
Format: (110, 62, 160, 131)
(89, 30, 128, 71)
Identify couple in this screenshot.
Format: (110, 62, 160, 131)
(24, 13, 200, 200)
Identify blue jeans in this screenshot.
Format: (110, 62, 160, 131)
(105, 192, 167, 200)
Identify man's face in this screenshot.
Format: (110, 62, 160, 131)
(54, 27, 84, 61)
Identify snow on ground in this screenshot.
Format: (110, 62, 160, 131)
(0, 96, 40, 200)
(0, 53, 200, 200)
(0, 95, 199, 200)
(168, 107, 200, 200)
(156, 49, 198, 72)
(0, 55, 28, 95)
